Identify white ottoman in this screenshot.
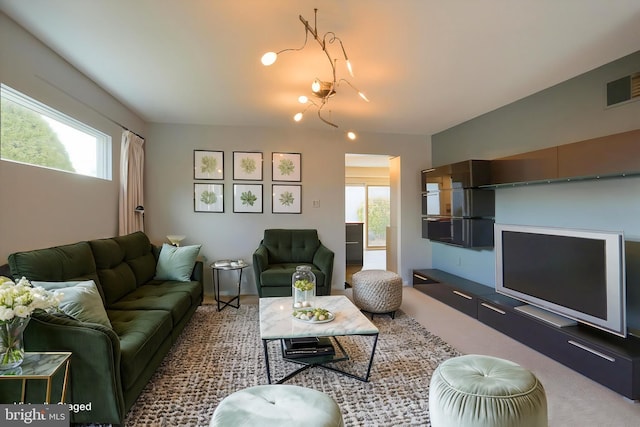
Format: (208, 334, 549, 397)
(352, 269, 403, 318)
(429, 354, 548, 427)
(210, 384, 344, 427)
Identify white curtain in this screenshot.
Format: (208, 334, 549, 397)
(118, 130, 145, 235)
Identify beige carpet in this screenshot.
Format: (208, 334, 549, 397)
(124, 304, 461, 426)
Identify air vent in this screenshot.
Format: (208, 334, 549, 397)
(606, 72, 640, 106)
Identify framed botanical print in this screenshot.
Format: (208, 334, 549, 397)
(272, 152, 301, 182)
(194, 150, 224, 180)
(194, 183, 224, 213)
(233, 183, 263, 213)
(272, 184, 301, 214)
(233, 151, 263, 180)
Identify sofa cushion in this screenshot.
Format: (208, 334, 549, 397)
(263, 229, 320, 264)
(114, 232, 156, 285)
(260, 263, 326, 288)
(107, 285, 193, 326)
(89, 232, 157, 305)
(33, 280, 112, 328)
(154, 244, 201, 282)
(7, 241, 102, 296)
(108, 309, 173, 390)
(144, 280, 203, 305)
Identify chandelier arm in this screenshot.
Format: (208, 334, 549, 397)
(325, 33, 349, 63)
(338, 78, 360, 93)
(338, 78, 370, 101)
(322, 33, 340, 83)
(300, 102, 314, 114)
(317, 111, 339, 128)
(299, 15, 321, 47)
(317, 101, 338, 128)
(300, 14, 337, 82)
(275, 25, 310, 56)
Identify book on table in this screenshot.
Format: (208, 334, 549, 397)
(282, 337, 335, 358)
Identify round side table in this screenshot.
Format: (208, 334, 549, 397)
(211, 260, 249, 311)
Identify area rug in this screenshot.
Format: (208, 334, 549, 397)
(124, 304, 462, 426)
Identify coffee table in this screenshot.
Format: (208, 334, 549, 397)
(259, 295, 379, 384)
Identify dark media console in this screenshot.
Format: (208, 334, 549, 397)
(413, 268, 640, 400)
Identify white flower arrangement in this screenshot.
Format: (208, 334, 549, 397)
(0, 276, 62, 321)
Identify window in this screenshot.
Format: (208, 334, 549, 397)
(345, 184, 390, 248)
(366, 186, 390, 248)
(345, 185, 365, 222)
(0, 84, 112, 180)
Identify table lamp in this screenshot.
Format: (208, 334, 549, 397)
(166, 235, 186, 246)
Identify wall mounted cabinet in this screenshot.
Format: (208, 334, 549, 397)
(421, 160, 495, 248)
(420, 130, 639, 248)
(488, 129, 640, 186)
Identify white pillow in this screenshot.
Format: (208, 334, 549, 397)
(154, 244, 201, 282)
(33, 280, 112, 329)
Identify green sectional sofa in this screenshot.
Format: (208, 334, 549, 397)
(1, 231, 203, 425)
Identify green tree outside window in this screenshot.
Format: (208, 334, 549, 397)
(0, 98, 75, 172)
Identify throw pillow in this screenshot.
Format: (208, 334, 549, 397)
(154, 243, 201, 282)
(33, 280, 112, 329)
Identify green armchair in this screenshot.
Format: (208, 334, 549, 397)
(253, 229, 334, 297)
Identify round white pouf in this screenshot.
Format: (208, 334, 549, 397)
(210, 385, 344, 427)
(352, 269, 403, 318)
(429, 354, 548, 427)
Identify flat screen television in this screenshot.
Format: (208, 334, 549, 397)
(494, 224, 626, 337)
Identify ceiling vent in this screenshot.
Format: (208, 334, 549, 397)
(606, 72, 640, 107)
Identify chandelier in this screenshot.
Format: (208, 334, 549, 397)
(261, 8, 369, 140)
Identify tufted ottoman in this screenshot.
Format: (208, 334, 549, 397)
(210, 384, 344, 427)
(352, 269, 403, 318)
(429, 354, 548, 427)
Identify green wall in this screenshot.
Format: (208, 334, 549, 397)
(431, 50, 640, 333)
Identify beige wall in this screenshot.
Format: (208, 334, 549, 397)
(144, 123, 430, 295)
(0, 13, 146, 261)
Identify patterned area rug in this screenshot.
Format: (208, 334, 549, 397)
(124, 304, 461, 426)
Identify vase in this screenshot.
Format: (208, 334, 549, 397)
(0, 316, 30, 370)
(292, 265, 316, 309)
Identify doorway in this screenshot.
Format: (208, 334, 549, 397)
(345, 154, 393, 285)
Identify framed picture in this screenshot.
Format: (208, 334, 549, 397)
(272, 184, 301, 214)
(194, 183, 224, 213)
(233, 184, 263, 213)
(194, 150, 224, 180)
(233, 151, 263, 180)
(272, 152, 301, 182)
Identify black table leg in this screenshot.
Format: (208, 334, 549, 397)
(263, 339, 272, 384)
(214, 268, 242, 311)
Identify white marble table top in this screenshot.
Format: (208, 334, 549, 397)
(259, 295, 379, 339)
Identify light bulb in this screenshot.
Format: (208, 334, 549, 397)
(346, 60, 354, 77)
(298, 95, 308, 104)
(311, 80, 321, 93)
(358, 92, 369, 102)
(261, 52, 277, 66)
(347, 131, 357, 140)
(294, 112, 303, 122)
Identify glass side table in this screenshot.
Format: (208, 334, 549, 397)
(0, 351, 71, 403)
(211, 260, 250, 311)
